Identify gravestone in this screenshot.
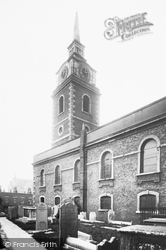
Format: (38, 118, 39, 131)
(53, 205, 59, 217)
(89, 212, 96, 221)
(108, 210, 115, 223)
(79, 211, 86, 220)
(97, 237, 119, 250)
(0, 205, 3, 213)
(18, 206, 24, 217)
(59, 202, 78, 246)
(36, 202, 48, 230)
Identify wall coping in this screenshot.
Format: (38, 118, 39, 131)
(118, 224, 166, 236)
(86, 96, 166, 145)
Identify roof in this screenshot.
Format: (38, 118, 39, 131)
(8, 178, 33, 193)
(86, 96, 166, 145)
(33, 96, 166, 165)
(33, 136, 80, 165)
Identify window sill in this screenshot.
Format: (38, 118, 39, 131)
(82, 110, 90, 115)
(99, 178, 114, 180)
(137, 172, 160, 184)
(53, 184, 62, 191)
(98, 178, 114, 188)
(135, 210, 155, 214)
(58, 111, 65, 116)
(39, 186, 46, 192)
(72, 182, 80, 190)
(136, 171, 160, 176)
(98, 209, 110, 212)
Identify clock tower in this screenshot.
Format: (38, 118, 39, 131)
(52, 13, 100, 147)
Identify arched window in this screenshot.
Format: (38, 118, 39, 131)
(59, 95, 64, 114)
(55, 165, 61, 185)
(99, 193, 113, 210)
(40, 196, 45, 203)
(100, 151, 112, 179)
(137, 191, 159, 212)
(82, 95, 90, 113)
(140, 194, 156, 210)
(74, 160, 80, 183)
(140, 138, 158, 173)
(55, 196, 61, 205)
(40, 169, 45, 186)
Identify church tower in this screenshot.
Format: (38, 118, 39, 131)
(52, 13, 100, 147)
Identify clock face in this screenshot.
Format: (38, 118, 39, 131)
(79, 65, 91, 82)
(61, 66, 68, 80)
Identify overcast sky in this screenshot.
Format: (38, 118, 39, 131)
(0, 0, 165, 191)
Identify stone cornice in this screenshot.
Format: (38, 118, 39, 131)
(52, 74, 100, 97)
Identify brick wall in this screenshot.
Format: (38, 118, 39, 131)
(86, 122, 166, 224)
(52, 84, 70, 146)
(34, 120, 166, 224)
(74, 83, 99, 128)
(0, 192, 33, 208)
(34, 152, 81, 206)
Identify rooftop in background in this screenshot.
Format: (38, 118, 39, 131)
(8, 177, 33, 193)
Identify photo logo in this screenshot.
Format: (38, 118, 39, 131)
(104, 13, 153, 41)
(4, 241, 12, 248)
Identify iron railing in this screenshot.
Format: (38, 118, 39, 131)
(140, 207, 166, 224)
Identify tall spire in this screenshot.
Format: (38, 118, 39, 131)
(73, 12, 80, 42)
(68, 12, 84, 58)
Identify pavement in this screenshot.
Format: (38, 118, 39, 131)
(0, 217, 46, 249)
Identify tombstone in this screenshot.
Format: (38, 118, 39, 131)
(0, 205, 3, 213)
(36, 202, 48, 230)
(97, 237, 119, 250)
(78, 231, 93, 241)
(11, 206, 18, 220)
(53, 205, 59, 217)
(108, 210, 115, 223)
(18, 206, 24, 217)
(47, 205, 52, 217)
(78, 211, 86, 220)
(89, 212, 96, 221)
(59, 202, 78, 246)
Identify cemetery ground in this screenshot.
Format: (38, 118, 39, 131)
(10, 214, 122, 244)
(2, 216, 166, 250)
(3, 202, 122, 245)
(1, 203, 166, 249)
(0, 215, 122, 250)
(0, 203, 122, 250)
